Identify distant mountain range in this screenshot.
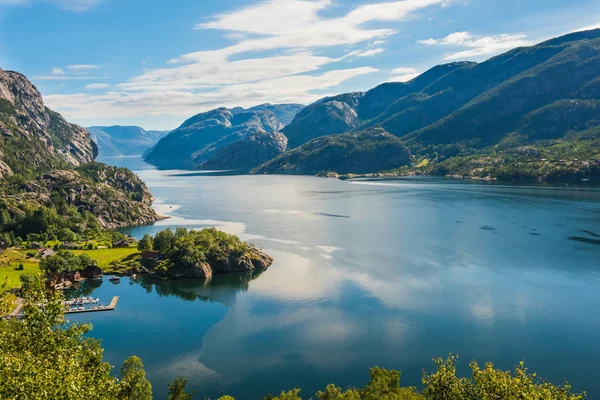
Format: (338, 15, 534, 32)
(142, 29, 599, 182)
(87, 125, 170, 160)
(143, 104, 302, 170)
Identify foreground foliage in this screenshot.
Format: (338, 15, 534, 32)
(0, 275, 587, 399)
(0, 274, 152, 400)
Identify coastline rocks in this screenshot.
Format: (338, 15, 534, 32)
(161, 247, 274, 280)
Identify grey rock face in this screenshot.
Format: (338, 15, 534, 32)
(283, 92, 365, 149)
(0, 69, 96, 175)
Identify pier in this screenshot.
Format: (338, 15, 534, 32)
(65, 296, 119, 314)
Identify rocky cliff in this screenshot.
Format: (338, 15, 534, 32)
(0, 69, 96, 178)
(164, 246, 273, 280)
(18, 163, 160, 228)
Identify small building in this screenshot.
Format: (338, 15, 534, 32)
(81, 265, 103, 279)
(38, 248, 55, 259)
(113, 239, 130, 248)
(64, 271, 82, 282)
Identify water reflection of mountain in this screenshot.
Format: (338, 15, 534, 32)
(137, 269, 266, 306)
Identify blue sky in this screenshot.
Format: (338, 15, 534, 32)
(1, 0, 599, 130)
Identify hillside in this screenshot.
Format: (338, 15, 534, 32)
(0, 69, 96, 179)
(253, 127, 412, 175)
(144, 104, 301, 170)
(262, 29, 600, 182)
(87, 125, 169, 159)
(0, 69, 161, 236)
(283, 92, 364, 149)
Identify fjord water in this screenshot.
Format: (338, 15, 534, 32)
(70, 169, 600, 399)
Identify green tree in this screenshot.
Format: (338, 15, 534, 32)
(138, 234, 154, 252)
(78, 253, 98, 268)
(316, 384, 360, 400)
(0, 273, 119, 399)
(153, 228, 174, 253)
(118, 356, 153, 400)
(264, 389, 302, 400)
(422, 354, 585, 400)
(167, 377, 195, 400)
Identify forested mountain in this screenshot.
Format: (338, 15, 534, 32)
(87, 125, 169, 159)
(254, 127, 412, 175)
(144, 104, 302, 170)
(255, 29, 600, 181)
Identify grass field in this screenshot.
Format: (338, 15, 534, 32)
(0, 247, 140, 289)
(71, 247, 140, 269)
(0, 249, 41, 289)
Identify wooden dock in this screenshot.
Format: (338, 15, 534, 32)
(66, 296, 119, 314)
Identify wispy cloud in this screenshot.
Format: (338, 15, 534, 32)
(85, 83, 109, 89)
(42, 0, 452, 123)
(68, 64, 99, 70)
(51, 67, 65, 75)
(387, 67, 420, 82)
(0, 0, 104, 11)
(418, 31, 530, 60)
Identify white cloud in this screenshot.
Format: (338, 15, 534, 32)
(572, 22, 600, 32)
(85, 83, 109, 89)
(51, 67, 65, 75)
(0, 0, 103, 11)
(34, 75, 101, 81)
(42, 0, 451, 124)
(356, 48, 385, 57)
(44, 67, 377, 120)
(418, 31, 531, 60)
(386, 67, 420, 82)
(391, 67, 419, 74)
(174, 0, 446, 63)
(68, 64, 99, 70)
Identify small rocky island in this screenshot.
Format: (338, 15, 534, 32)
(133, 227, 273, 280)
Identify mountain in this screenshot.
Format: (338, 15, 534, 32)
(87, 125, 169, 159)
(253, 127, 412, 175)
(247, 103, 303, 125)
(144, 104, 301, 170)
(199, 131, 287, 170)
(0, 69, 96, 179)
(0, 68, 160, 229)
(283, 92, 364, 149)
(260, 29, 600, 182)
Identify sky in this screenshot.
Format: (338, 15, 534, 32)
(0, 0, 599, 130)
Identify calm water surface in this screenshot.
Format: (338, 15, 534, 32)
(70, 167, 600, 399)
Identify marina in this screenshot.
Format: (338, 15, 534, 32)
(64, 296, 119, 314)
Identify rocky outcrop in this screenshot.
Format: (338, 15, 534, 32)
(0, 69, 96, 176)
(283, 92, 365, 149)
(19, 163, 161, 228)
(144, 105, 301, 170)
(160, 246, 273, 280)
(247, 103, 304, 125)
(254, 127, 412, 175)
(199, 130, 287, 170)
